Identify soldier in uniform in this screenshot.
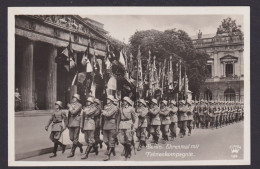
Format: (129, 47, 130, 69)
(159, 100, 171, 143)
(80, 97, 98, 159)
(193, 101, 199, 129)
(118, 96, 137, 159)
(169, 100, 178, 141)
(136, 99, 148, 151)
(178, 100, 188, 138)
(67, 94, 83, 158)
(101, 95, 120, 161)
(149, 98, 161, 144)
(204, 100, 210, 128)
(89, 98, 103, 154)
(186, 100, 194, 136)
(215, 100, 221, 129)
(218, 101, 224, 128)
(198, 100, 206, 128)
(226, 101, 231, 125)
(208, 100, 215, 129)
(45, 101, 67, 158)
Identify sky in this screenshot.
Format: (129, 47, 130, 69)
(84, 15, 243, 43)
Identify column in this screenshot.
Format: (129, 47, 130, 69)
(46, 45, 57, 110)
(223, 62, 226, 77)
(20, 39, 34, 111)
(233, 61, 235, 77)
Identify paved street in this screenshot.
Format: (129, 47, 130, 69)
(22, 121, 244, 161)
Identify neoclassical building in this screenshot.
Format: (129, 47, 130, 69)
(15, 15, 108, 111)
(192, 29, 244, 102)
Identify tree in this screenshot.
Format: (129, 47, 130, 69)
(129, 29, 209, 98)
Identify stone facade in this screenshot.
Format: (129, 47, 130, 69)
(192, 31, 244, 101)
(15, 15, 108, 111)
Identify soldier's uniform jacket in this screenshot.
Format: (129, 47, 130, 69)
(119, 106, 137, 130)
(94, 105, 102, 119)
(198, 104, 207, 116)
(46, 109, 67, 131)
(208, 105, 215, 117)
(149, 105, 161, 125)
(68, 102, 82, 128)
(136, 106, 148, 128)
(169, 106, 178, 123)
(102, 103, 119, 130)
(187, 105, 194, 120)
(222, 105, 227, 116)
(81, 105, 98, 130)
(178, 105, 188, 121)
(159, 107, 171, 125)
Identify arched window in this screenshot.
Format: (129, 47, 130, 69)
(204, 89, 212, 101)
(224, 88, 236, 101)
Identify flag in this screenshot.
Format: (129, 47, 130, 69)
(184, 67, 189, 97)
(178, 59, 182, 92)
(105, 42, 112, 70)
(168, 56, 174, 89)
(81, 41, 93, 73)
(119, 50, 126, 68)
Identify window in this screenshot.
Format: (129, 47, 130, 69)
(226, 63, 233, 77)
(206, 64, 212, 77)
(224, 88, 235, 101)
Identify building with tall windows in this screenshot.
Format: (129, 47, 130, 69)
(192, 23, 244, 101)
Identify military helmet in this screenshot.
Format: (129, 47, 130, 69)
(123, 96, 134, 106)
(55, 101, 63, 108)
(94, 98, 101, 105)
(170, 100, 176, 105)
(161, 100, 168, 106)
(138, 99, 147, 107)
(107, 95, 115, 102)
(87, 97, 94, 103)
(72, 94, 81, 101)
(151, 98, 158, 105)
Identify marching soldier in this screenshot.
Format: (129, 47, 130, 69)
(67, 94, 83, 158)
(222, 101, 228, 126)
(118, 96, 137, 160)
(215, 100, 221, 129)
(159, 100, 171, 143)
(218, 101, 224, 128)
(80, 97, 98, 159)
(204, 100, 210, 128)
(149, 98, 161, 144)
(187, 100, 194, 136)
(193, 101, 199, 129)
(45, 101, 67, 158)
(169, 100, 178, 141)
(178, 100, 188, 138)
(101, 95, 120, 161)
(198, 100, 206, 128)
(89, 98, 103, 154)
(208, 100, 215, 129)
(136, 99, 149, 151)
(226, 101, 230, 125)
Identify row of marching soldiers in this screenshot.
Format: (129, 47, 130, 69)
(45, 94, 244, 161)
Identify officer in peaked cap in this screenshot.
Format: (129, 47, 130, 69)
(118, 96, 137, 159)
(101, 95, 120, 161)
(136, 99, 149, 151)
(67, 94, 83, 158)
(89, 98, 103, 154)
(80, 97, 98, 159)
(178, 100, 188, 138)
(168, 100, 178, 141)
(159, 100, 171, 143)
(186, 100, 194, 136)
(45, 101, 67, 158)
(149, 98, 161, 144)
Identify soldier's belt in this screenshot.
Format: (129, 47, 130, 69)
(120, 119, 131, 121)
(53, 121, 62, 123)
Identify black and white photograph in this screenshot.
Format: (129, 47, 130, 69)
(8, 7, 250, 166)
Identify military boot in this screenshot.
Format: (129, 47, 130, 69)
(137, 141, 142, 151)
(103, 147, 113, 161)
(81, 145, 92, 160)
(78, 142, 83, 153)
(67, 145, 76, 158)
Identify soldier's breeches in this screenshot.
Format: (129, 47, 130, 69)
(150, 125, 160, 137)
(187, 120, 193, 130)
(84, 130, 95, 146)
(179, 121, 187, 134)
(69, 127, 80, 145)
(94, 118, 101, 142)
(118, 129, 132, 145)
(136, 127, 146, 141)
(103, 129, 116, 147)
(50, 131, 62, 142)
(161, 124, 169, 137)
(169, 122, 177, 137)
